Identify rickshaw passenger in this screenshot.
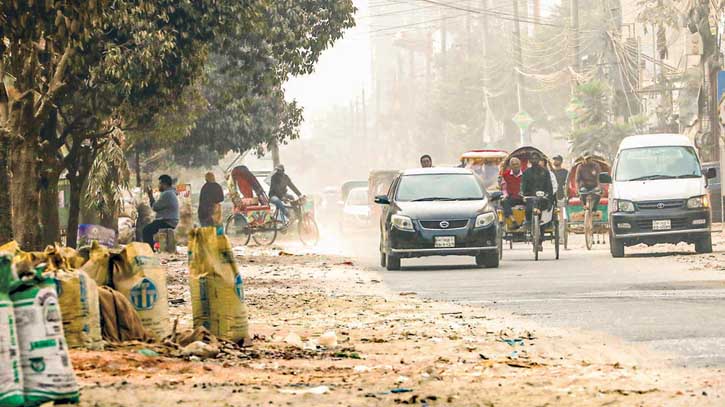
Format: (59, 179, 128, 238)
(501, 157, 524, 227)
(576, 155, 601, 211)
(521, 153, 554, 225)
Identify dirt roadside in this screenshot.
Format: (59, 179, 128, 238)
(70, 242, 725, 407)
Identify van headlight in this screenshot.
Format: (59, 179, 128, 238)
(615, 199, 635, 213)
(391, 214, 414, 231)
(687, 195, 710, 209)
(475, 212, 496, 228)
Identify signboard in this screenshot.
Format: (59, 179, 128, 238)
(512, 111, 534, 130)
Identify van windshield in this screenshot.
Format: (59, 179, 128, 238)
(615, 146, 702, 181)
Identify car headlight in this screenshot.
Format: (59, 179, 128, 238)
(475, 212, 496, 228)
(615, 199, 635, 213)
(391, 214, 414, 231)
(687, 195, 710, 209)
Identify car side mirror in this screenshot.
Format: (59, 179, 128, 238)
(706, 168, 717, 179)
(489, 191, 503, 201)
(374, 195, 390, 205)
(599, 173, 612, 184)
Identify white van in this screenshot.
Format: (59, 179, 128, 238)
(606, 134, 717, 257)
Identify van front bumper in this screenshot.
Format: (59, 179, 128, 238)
(611, 208, 710, 245)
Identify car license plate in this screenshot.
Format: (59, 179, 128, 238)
(652, 220, 671, 231)
(435, 236, 455, 248)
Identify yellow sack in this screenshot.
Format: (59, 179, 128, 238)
(189, 227, 249, 344)
(44, 245, 86, 271)
(0, 240, 20, 255)
(80, 241, 112, 287)
(51, 268, 103, 350)
(112, 242, 170, 340)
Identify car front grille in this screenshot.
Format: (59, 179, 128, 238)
(636, 200, 685, 210)
(419, 219, 469, 229)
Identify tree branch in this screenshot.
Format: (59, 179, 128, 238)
(35, 44, 74, 119)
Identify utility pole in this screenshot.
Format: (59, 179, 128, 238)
(361, 88, 367, 140)
(482, 0, 490, 145)
(571, 0, 580, 70)
(440, 13, 447, 76)
(512, 0, 526, 145)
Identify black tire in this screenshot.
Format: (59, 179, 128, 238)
(695, 234, 713, 254)
(532, 214, 540, 261)
(224, 214, 251, 246)
(554, 220, 560, 260)
(380, 251, 387, 268)
(610, 230, 625, 258)
(386, 255, 401, 271)
(562, 219, 569, 250)
(476, 251, 499, 268)
(584, 200, 594, 251)
(497, 224, 504, 260)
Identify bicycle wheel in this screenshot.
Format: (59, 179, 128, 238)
(584, 197, 594, 250)
(497, 224, 503, 260)
(224, 214, 251, 246)
(298, 215, 320, 246)
(532, 213, 540, 261)
(252, 226, 277, 246)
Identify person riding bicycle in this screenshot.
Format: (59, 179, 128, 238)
(521, 152, 554, 229)
(576, 154, 602, 212)
(269, 165, 302, 222)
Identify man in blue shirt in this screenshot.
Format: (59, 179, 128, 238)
(142, 174, 179, 248)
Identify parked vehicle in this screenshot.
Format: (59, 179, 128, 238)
(605, 134, 717, 257)
(369, 170, 400, 228)
(702, 162, 723, 223)
(375, 168, 501, 270)
(340, 187, 371, 232)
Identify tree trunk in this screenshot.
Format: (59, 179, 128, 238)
(9, 139, 42, 250)
(39, 168, 61, 247)
(66, 146, 95, 249)
(0, 139, 13, 244)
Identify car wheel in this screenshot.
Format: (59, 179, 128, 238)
(476, 252, 499, 268)
(695, 234, 713, 254)
(386, 255, 401, 271)
(610, 231, 625, 258)
(380, 251, 387, 268)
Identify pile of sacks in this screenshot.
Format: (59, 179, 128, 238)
(0, 227, 250, 404)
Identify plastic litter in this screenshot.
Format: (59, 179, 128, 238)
(181, 341, 219, 358)
(391, 388, 413, 394)
(500, 338, 525, 346)
(138, 348, 159, 357)
(318, 331, 338, 347)
(279, 385, 330, 395)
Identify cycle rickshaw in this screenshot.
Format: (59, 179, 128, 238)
(563, 155, 611, 250)
(460, 149, 508, 192)
(499, 146, 560, 261)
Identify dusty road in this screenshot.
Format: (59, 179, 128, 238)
(343, 229, 725, 368)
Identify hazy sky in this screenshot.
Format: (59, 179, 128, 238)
(283, 0, 561, 138)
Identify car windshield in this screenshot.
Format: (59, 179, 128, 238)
(396, 174, 485, 202)
(615, 146, 702, 181)
(346, 189, 368, 206)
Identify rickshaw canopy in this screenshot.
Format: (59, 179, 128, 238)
(502, 146, 550, 172)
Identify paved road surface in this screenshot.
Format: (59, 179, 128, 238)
(341, 231, 725, 368)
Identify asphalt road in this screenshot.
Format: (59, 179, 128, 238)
(342, 231, 725, 368)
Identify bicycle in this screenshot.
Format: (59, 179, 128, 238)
(274, 196, 320, 246)
(579, 187, 602, 251)
(524, 191, 560, 261)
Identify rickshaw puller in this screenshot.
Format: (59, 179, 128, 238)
(521, 153, 554, 226)
(576, 155, 602, 211)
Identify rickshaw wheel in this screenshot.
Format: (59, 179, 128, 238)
(584, 203, 594, 251)
(532, 214, 541, 261)
(253, 227, 277, 246)
(554, 220, 560, 260)
(224, 214, 251, 246)
(563, 218, 569, 250)
(497, 225, 503, 260)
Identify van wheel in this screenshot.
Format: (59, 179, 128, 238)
(380, 252, 387, 268)
(386, 255, 401, 271)
(610, 231, 625, 258)
(695, 234, 713, 254)
(476, 252, 499, 268)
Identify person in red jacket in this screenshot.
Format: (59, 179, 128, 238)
(501, 157, 524, 228)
